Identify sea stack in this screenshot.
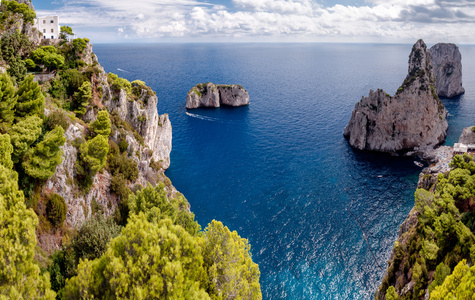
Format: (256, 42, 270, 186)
(343, 39, 448, 156)
(429, 43, 465, 98)
(186, 83, 249, 109)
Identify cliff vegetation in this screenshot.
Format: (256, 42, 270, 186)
(0, 1, 262, 299)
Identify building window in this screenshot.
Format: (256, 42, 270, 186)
(51, 35, 54, 39)
(51, 29, 54, 33)
(43, 29, 46, 33)
(50, 20, 54, 23)
(43, 20, 45, 24)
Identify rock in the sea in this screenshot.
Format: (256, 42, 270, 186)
(458, 126, 475, 144)
(429, 43, 464, 98)
(343, 39, 448, 155)
(186, 82, 249, 109)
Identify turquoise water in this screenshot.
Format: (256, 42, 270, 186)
(94, 43, 475, 299)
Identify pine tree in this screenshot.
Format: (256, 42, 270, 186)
(15, 74, 44, 119)
(73, 81, 92, 116)
(204, 220, 262, 300)
(0, 133, 13, 170)
(9, 115, 43, 163)
(75, 134, 109, 188)
(0, 74, 17, 133)
(23, 126, 65, 180)
(90, 110, 111, 137)
(0, 134, 55, 299)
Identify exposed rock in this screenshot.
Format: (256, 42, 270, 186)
(186, 82, 249, 109)
(458, 126, 475, 144)
(42, 123, 117, 228)
(429, 43, 464, 98)
(344, 40, 448, 156)
(217, 85, 250, 107)
(103, 85, 172, 169)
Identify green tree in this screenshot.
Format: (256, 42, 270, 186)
(72, 81, 91, 116)
(2, 0, 36, 23)
(23, 126, 66, 180)
(385, 286, 398, 300)
(90, 110, 111, 137)
(59, 25, 73, 39)
(9, 115, 43, 163)
(31, 46, 64, 71)
(0, 133, 13, 169)
(0, 73, 17, 133)
(129, 183, 200, 236)
(0, 134, 55, 298)
(63, 215, 210, 299)
(430, 259, 475, 299)
(7, 55, 27, 83)
(203, 220, 262, 300)
(46, 193, 67, 227)
(75, 134, 109, 188)
(15, 74, 45, 119)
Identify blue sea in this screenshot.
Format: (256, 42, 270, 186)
(94, 43, 475, 299)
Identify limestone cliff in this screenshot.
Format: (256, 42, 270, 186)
(344, 40, 448, 156)
(40, 43, 173, 238)
(429, 43, 464, 98)
(186, 82, 249, 109)
(458, 126, 475, 144)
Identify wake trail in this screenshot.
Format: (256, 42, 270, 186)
(185, 112, 240, 124)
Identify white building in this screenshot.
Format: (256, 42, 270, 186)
(34, 16, 60, 40)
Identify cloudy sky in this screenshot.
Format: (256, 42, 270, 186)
(33, 0, 475, 44)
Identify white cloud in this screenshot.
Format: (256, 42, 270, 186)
(35, 0, 475, 43)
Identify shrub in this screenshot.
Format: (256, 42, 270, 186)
(15, 74, 45, 119)
(72, 81, 91, 116)
(46, 193, 67, 227)
(75, 135, 109, 189)
(108, 72, 131, 95)
(118, 137, 128, 153)
(0, 73, 17, 133)
(90, 110, 111, 137)
(48, 109, 69, 131)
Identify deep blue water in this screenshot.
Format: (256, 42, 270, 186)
(94, 43, 475, 299)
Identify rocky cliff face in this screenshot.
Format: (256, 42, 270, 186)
(429, 43, 464, 98)
(343, 40, 448, 156)
(186, 83, 249, 109)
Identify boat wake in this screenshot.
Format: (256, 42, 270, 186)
(117, 68, 130, 73)
(185, 112, 240, 124)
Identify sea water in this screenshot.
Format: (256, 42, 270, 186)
(94, 43, 475, 299)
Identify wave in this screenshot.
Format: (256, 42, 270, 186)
(117, 68, 130, 73)
(185, 112, 240, 124)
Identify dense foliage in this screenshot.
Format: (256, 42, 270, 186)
(75, 135, 109, 189)
(379, 153, 475, 299)
(90, 110, 111, 137)
(0, 73, 16, 133)
(15, 74, 44, 119)
(0, 133, 55, 299)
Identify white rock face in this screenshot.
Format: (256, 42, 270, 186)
(186, 83, 249, 109)
(43, 123, 117, 228)
(103, 88, 172, 169)
(344, 40, 448, 155)
(429, 43, 465, 98)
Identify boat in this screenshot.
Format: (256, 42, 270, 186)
(414, 161, 424, 167)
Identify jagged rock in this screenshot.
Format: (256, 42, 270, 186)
(429, 43, 464, 98)
(103, 86, 172, 169)
(186, 82, 249, 109)
(42, 123, 117, 228)
(344, 40, 448, 156)
(458, 126, 475, 144)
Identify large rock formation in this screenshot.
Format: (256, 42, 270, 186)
(186, 82, 249, 109)
(343, 40, 448, 155)
(429, 43, 464, 98)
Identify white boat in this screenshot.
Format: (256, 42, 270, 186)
(414, 161, 424, 167)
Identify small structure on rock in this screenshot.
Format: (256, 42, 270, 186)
(343, 39, 448, 157)
(186, 82, 249, 109)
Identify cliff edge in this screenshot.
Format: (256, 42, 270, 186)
(344, 40, 448, 156)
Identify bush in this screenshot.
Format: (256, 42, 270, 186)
(3, 0, 36, 23)
(48, 109, 69, 131)
(118, 137, 128, 153)
(72, 81, 91, 116)
(46, 193, 67, 227)
(108, 73, 131, 95)
(75, 135, 109, 190)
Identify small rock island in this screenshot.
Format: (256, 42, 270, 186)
(429, 43, 465, 98)
(186, 82, 249, 109)
(343, 39, 449, 156)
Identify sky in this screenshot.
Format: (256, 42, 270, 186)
(32, 0, 475, 44)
